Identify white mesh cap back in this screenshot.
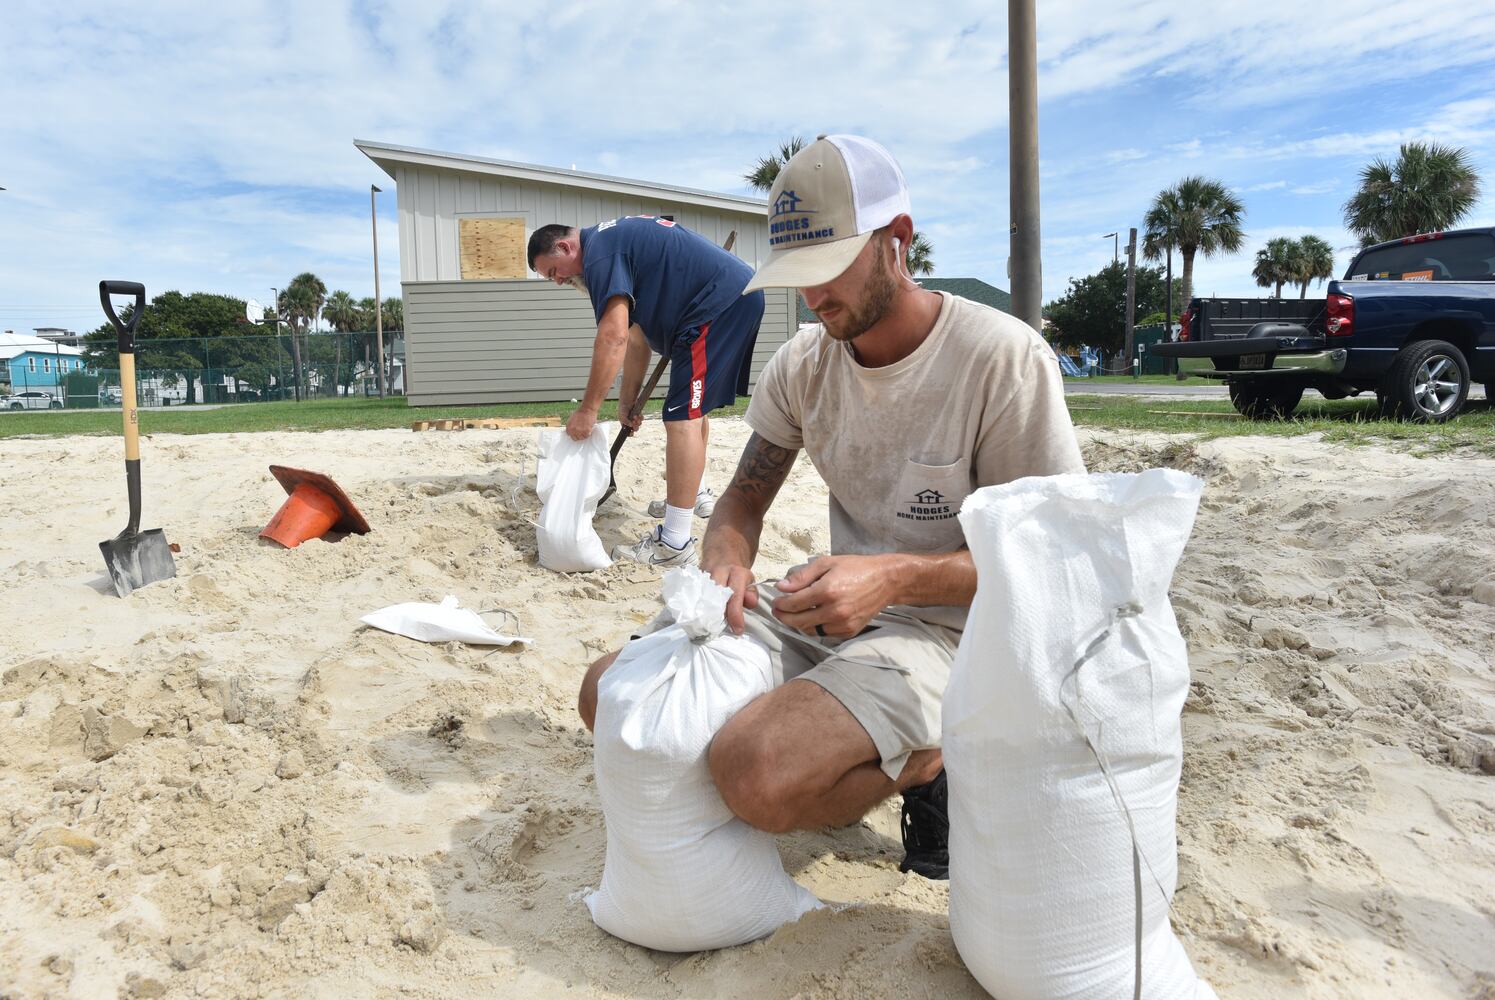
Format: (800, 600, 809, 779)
(826, 134, 911, 233)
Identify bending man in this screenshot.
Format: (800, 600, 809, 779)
(528, 216, 764, 566)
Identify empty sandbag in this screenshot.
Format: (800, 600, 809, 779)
(536, 423, 615, 572)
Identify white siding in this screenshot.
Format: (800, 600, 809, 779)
(387, 159, 782, 406)
(403, 280, 797, 407)
(393, 164, 771, 283)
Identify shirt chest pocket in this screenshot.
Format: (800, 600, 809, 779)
(892, 457, 971, 553)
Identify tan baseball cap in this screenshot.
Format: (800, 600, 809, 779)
(743, 134, 911, 293)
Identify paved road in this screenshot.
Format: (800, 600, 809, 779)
(1, 401, 244, 415)
(1065, 381, 1228, 398)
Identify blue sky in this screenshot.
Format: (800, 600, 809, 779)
(4, 1, 1495, 337)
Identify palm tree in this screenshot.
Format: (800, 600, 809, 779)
(1252, 237, 1300, 298)
(279, 273, 327, 398)
(322, 291, 360, 395)
(379, 297, 403, 395)
(381, 296, 403, 332)
(743, 137, 807, 193)
(1343, 142, 1482, 246)
(1142, 176, 1246, 304)
(904, 232, 935, 275)
(323, 290, 359, 331)
(1293, 236, 1336, 298)
(285, 272, 327, 332)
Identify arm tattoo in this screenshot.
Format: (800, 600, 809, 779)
(729, 433, 798, 508)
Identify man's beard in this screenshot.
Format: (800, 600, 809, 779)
(567, 273, 588, 293)
(817, 249, 896, 343)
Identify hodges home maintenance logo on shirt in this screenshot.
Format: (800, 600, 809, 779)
(896, 488, 957, 523)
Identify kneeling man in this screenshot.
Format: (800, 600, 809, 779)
(579, 135, 1083, 877)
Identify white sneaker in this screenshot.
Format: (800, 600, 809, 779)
(647, 488, 717, 519)
(611, 527, 699, 567)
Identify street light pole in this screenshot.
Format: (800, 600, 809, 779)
(1008, 0, 1042, 332)
(1124, 227, 1138, 378)
(371, 185, 387, 399)
(1104, 232, 1118, 265)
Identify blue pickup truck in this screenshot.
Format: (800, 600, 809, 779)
(1152, 227, 1495, 421)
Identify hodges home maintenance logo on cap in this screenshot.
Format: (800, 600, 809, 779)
(743, 134, 912, 293)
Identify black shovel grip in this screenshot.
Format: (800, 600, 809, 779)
(99, 281, 146, 355)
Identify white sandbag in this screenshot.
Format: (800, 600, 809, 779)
(536, 422, 615, 572)
(360, 596, 531, 646)
(586, 567, 821, 951)
(944, 470, 1218, 1000)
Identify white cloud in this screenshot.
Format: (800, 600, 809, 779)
(3, 0, 1495, 331)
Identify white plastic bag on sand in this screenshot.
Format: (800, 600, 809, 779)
(586, 567, 821, 951)
(536, 422, 615, 572)
(944, 470, 1218, 1000)
(361, 596, 531, 646)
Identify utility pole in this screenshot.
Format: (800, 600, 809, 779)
(371, 185, 387, 399)
(1124, 227, 1138, 378)
(1008, 0, 1042, 332)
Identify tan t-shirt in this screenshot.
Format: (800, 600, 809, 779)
(745, 291, 1085, 631)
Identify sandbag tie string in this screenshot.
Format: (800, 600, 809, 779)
(1059, 600, 1177, 1000)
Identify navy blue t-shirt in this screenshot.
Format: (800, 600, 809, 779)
(579, 216, 755, 355)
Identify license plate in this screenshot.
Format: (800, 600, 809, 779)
(1238, 353, 1267, 370)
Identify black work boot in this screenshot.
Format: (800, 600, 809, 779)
(898, 768, 949, 880)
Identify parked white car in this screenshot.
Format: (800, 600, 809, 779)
(4, 391, 62, 410)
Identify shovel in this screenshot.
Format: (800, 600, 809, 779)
(599, 355, 669, 506)
(98, 280, 177, 597)
(598, 229, 737, 507)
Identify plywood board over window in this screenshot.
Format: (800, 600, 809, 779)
(459, 217, 526, 279)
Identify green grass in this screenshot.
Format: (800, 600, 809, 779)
(0, 396, 749, 439)
(1066, 393, 1495, 456)
(5, 392, 1491, 458)
(1062, 374, 1181, 384)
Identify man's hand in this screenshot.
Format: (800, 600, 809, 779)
(771, 555, 893, 638)
(617, 396, 644, 433)
(704, 559, 759, 635)
(566, 405, 598, 441)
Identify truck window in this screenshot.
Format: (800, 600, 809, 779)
(1345, 233, 1495, 281)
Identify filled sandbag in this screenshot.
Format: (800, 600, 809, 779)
(586, 567, 821, 951)
(944, 469, 1218, 1000)
(536, 423, 614, 572)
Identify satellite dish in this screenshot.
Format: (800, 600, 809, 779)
(245, 299, 265, 324)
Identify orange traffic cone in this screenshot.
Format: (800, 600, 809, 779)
(259, 465, 371, 548)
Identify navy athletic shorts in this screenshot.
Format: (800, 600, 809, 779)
(662, 290, 764, 421)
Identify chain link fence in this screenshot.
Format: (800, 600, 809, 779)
(2, 332, 401, 409)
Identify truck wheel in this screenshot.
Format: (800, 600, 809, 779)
(49, 400, 62, 409)
(8, 402, 20, 411)
(1383, 340, 1469, 423)
(1229, 381, 1304, 420)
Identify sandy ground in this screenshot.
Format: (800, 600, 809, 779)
(1, 417, 1492, 1000)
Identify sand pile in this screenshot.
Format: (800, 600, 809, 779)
(0, 419, 1491, 999)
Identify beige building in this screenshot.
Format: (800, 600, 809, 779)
(356, 140, 796, 406)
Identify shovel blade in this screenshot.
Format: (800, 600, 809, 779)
(99, 528, 176, 598)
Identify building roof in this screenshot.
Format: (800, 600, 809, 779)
(794, 276, 1014, 323)
(0, 332, 85, 362)
(355, 140, 769, 217)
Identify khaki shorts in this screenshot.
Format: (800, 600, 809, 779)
(637, 586, 959, 780)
